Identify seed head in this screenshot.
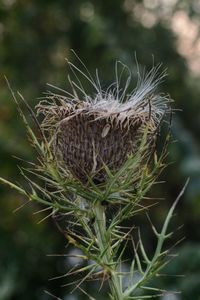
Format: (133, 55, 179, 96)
(37, 61, 170, 183)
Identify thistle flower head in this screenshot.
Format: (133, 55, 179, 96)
(37, 60, 170, 183)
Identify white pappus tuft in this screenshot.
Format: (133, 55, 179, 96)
(62, 59, 170, 127)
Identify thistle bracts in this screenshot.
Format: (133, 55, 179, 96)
(0, 59, 184, 300)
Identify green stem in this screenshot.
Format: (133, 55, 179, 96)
(93, 202, 124, 300)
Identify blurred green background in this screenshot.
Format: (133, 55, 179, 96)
(1, 0, 200, 299)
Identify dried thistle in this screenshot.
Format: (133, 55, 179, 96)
(0, 57, 187, 300)
(37, 61, 169, 183)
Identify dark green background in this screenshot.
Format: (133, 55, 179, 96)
(1, 1, 200, 299)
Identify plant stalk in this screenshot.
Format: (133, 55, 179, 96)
(93, 202, 124, 300)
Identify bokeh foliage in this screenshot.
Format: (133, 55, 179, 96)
(0, 0, 200, 299)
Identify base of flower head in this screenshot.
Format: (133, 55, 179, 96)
(54, 110, 156, 183)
